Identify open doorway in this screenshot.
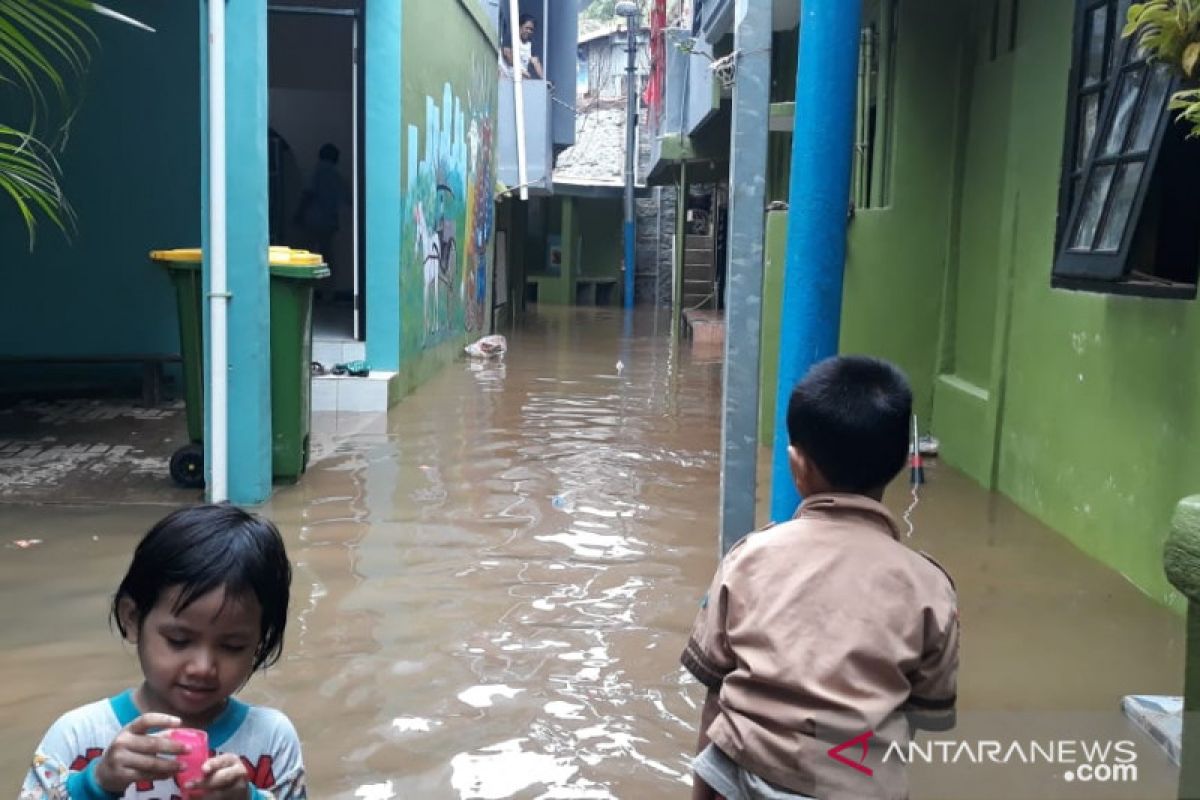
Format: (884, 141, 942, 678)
(268, 1, 363, 342)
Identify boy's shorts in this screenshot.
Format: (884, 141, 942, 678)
(693, 743, 819, 800)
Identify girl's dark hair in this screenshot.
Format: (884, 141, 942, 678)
(111, 504, 292, 672)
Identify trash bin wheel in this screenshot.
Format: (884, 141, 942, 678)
(170, 444, 205, 489)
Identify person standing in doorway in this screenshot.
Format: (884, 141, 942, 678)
(296, 143, 350, 295)
(501, 14, 544, 80)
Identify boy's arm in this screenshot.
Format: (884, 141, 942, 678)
(680, 561, 738, 694)
(689, 689, 723, 800)
(696, 689, 721, 754)
(903, 602, 960, 732)
(683, 545, 749, 800)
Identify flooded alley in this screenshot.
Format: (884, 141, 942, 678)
(0, 308, 1188, 799)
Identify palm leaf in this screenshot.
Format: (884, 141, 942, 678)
(0, 123, 72, 248)
(0, 0, 99, 128)
(0, 0, 149, 247)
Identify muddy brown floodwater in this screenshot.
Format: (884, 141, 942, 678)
(0, 308, 1186, 799)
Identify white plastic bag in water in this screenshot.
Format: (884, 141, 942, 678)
(465, 334, 507, 360)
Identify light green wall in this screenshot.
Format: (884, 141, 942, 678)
(398, 0, 497, 381)
(842, 0, 1194, 606)
(990, 0, 1186, 607)
(0, 7, 199, 376)
(525, 195, 620, 305)
(759, 210, 787, 445)
(839, 0, 968, 425)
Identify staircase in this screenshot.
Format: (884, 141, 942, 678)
(683, 233, 717, 309)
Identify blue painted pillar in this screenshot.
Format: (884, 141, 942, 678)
(365, 1, 403, 371)
(201, 0, 272, 505)
(769, 0, 862, 521)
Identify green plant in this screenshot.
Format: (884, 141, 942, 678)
(0, 0, 150, 248)
(1125, 0, 1200, 134)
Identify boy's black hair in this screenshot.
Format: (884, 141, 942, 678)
(318, 142, 340, 164)
(519, 13, 535, 25)
(786, 355, 912, 494)
(111, 504, 292, 672)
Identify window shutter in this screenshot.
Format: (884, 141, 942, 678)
(1054, 34, 1179, 280)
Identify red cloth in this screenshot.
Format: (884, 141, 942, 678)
(643, 0, 668, 120)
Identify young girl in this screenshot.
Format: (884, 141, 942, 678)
(21, 504, 307, 799)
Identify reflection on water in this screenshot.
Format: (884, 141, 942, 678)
(0, 307, 1186, 798)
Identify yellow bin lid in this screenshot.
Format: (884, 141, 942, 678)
(149, 246, 325, 266)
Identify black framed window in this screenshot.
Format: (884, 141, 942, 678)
(1053, 0, 1200, 297)
(1057, 0, 1124, 241)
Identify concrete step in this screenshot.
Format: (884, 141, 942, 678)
(311, 370, 398, 413)
(683, 309, 725, 346)
(1122, 694, 1181, 766)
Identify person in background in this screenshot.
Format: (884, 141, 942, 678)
(501, 13, 544, 80)
(296, 142, 350, 292)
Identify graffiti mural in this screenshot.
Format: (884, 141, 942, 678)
(403, 58, 496, 350)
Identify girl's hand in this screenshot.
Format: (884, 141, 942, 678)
(185, 753, 251, 799)
(94, 713, 184, 793)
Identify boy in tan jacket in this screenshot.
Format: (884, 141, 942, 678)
(683, 356, 959, 800)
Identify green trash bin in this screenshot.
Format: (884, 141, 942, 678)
(151, 247, 330, 487)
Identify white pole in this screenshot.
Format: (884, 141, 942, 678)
(508, 0, 529, 200)
(208, 0, 229, 503)
(351, 17, 361, 339)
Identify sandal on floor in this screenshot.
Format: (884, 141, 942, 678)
(332, 360, 370, 377)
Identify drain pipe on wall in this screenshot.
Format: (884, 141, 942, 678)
(208, 0, 229, 502)
(508, 0, 529, 200)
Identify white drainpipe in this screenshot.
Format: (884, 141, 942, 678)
(208, 0, 229, 502)
(508, 0, 529, 200)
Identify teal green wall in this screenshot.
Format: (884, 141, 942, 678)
(841, 0, 1194, 605)
(528, 197, 569, 305)
(577, 198, 622, 278)
(398, 0, 497, 381)
(366, 1, 404, 372)
(0, 8, 199, 366)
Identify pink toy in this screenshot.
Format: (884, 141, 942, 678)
(168, 728, 208, 796)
